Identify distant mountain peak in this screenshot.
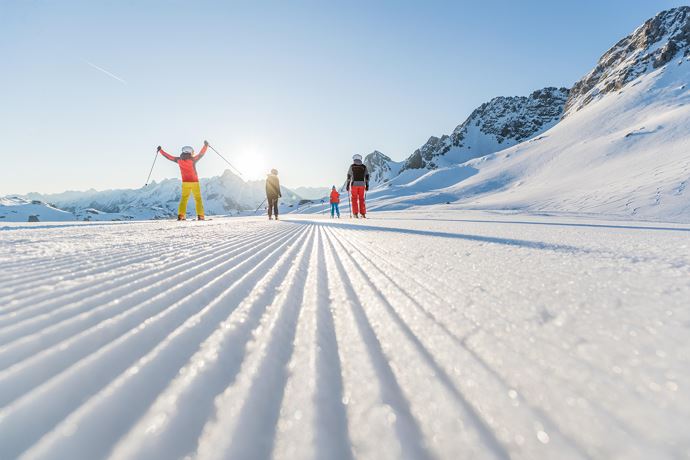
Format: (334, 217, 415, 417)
(401, 86, 569, 172)
(362, 150, 401, 187)
(565, 6, 690, 116)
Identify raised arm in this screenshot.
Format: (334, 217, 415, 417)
(193, 141, 209, 162)
(157, 146, 177, 162)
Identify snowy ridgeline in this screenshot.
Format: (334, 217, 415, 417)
(2, 171, 307, 222)
(0, 212, 689, 459)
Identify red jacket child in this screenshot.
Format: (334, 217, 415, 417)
(329, 186, 341, 218)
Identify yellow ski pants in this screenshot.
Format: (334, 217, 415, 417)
(178, 182, 205, 217)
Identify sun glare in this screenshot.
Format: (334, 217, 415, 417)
(235, 152, 268, 180)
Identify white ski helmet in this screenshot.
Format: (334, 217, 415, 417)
(352, 154, 362, 161)
(181, 146, 194, 154)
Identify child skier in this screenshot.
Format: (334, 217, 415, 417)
(265, 168, 281, 220)
(157, 141, 208, 221)
(346, 154, 369, 218)
(330, 185, 341, 218)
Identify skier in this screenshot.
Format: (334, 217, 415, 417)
(330, 185, 341, 218)
(266, 168, 281, 220)
(346, 154, 369, 218)
(157, 141, 208, 221)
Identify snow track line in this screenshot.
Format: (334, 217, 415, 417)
(0, 236, 184, 296)
(0, 224, 303, 415)
(24, 225, 315, 460)
(0, 230, 255, 325)
(0, 226, 279, 344)
(0, 221, 261, 300)
(0, 227, 294, 369)
(270, 227, 353, 460)
(324, 226, 511, 460)
(320, 228, 434, 460)
(334, 231, 589, 458)
(194, 226, 315, 460)
(1, 213, 688, 459)
(105, 224, 316, 460)
(288, 219, 589, 254)
(0, 230, 248, 314)
(0, 221, 136, 232)
(355, 229, 677, 429)
(325, 223, 674, 456)
(303, 227, 352, 460)
(0, 224, 306, 458)
(318, 230, 406, 459)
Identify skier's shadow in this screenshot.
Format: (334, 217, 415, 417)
(286, 219, 588, 254)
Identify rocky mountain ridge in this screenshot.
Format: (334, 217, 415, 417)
(565, 6, 690, 115)
(363, 87, 570, 185)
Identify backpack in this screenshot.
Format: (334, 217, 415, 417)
(351, 163, 367, 182)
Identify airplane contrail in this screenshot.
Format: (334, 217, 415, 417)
(86, 61, 127, 85)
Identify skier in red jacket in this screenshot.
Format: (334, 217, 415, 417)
(157, 141, 208, 220)
(329, 186, 341, 218)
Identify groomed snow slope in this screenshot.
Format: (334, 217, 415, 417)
(1, 211, 689, 460)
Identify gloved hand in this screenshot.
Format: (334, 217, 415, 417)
(365, 184, 369, 191)
(204, 140, 209, 146)
(157, 146, 162, 152)
(346, 186, 349, 192)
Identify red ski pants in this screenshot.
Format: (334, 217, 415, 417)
(351, 186, 366, 215)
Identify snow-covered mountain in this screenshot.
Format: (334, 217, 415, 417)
(358, 87, 569, 190)
(0, 197, 75, 223)
(564, 6, 690, 116)
(364, 7, 690, 222)
(363, 150, 404, 187)
(401, 87, 569, 173)
(17, 170, 303, 221)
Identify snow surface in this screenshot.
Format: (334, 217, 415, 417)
(0, 197, 75, 223)
(1, 210, 689, 459)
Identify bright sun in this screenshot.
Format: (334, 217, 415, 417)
(235, 152, 268, 180)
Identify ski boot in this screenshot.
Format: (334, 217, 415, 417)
(177, 214, 185, 221)
(197, 215, 205, 221)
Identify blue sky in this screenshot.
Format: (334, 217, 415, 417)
(2, 0, 683, 194)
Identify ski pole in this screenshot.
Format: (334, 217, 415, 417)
(254, 198, 267, 214)
(348, 185, 352, 218)
(145, 148, 159, 186)
(207, 143, 243, 177)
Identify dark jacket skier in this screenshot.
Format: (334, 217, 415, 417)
(266, 169, 281, 220)
(346, 154, 369, 218)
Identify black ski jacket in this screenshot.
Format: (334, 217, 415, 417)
(347, 160, 369, 188)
